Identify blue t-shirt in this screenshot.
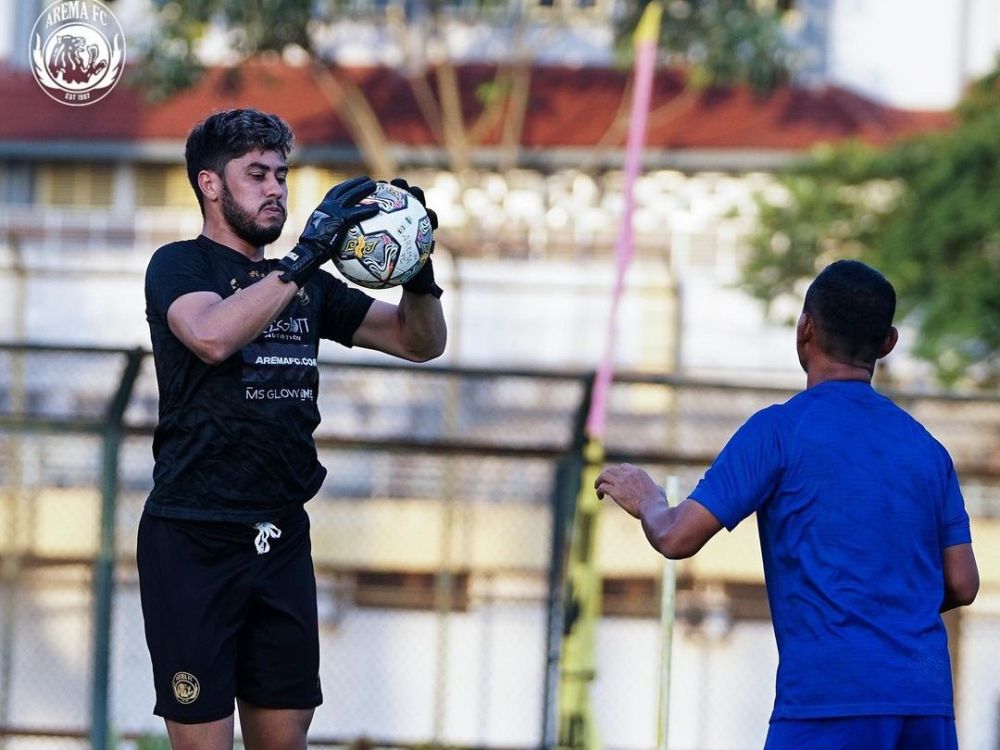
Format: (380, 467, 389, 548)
(689, 380, 971, 721)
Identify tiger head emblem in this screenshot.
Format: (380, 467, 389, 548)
(48, 34, 108, 85)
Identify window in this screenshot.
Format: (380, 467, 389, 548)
(353, 570, 470, 611)
(137, 165, 196, 209)
(286, 166, 349, 214)
(36, 163, 114, 207)
(1, 162, 34, 204)
(525, 0, 612, 15)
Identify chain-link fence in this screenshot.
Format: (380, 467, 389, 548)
(1, 344, 998, 750)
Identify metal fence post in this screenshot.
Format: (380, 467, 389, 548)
(91, 348, 143, 750)
(541, 373, 594, 750)
(0, 342, 27, 745)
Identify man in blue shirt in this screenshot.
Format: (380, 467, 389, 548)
(595, 260, 979, 749)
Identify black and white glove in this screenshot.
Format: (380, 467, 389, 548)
(391, 177, 443, 299)
(277, 176, 379, 288)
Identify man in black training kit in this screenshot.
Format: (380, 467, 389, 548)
(139, 108, 446, 749)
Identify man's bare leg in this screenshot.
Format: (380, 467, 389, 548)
(237, 700, 314, 750)
(165, 714, 234, 750)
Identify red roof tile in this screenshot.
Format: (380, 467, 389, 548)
(2, 60, 952, 151)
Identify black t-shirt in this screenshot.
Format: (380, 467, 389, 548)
(144, 235, 374, 522)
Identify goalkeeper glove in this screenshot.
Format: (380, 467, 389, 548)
(277, 176, 379, 288)
(391, 177, 443, 299)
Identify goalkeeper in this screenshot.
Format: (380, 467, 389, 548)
(138, 108, 446, 748)
(596, 261, 978, 749)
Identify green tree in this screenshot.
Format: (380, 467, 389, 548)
(134, 1, 798, 177)
(616, 0, 796, 94)
(744, 61, 1000, 385)
(579, 0, 796, 166)
(131, 0, 540, 176)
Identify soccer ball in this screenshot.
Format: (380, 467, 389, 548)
(332, 182, 434, 289)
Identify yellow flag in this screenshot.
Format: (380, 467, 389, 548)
(634, 1, 664, 46)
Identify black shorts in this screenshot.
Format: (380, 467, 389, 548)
(136, 505, 322, 724)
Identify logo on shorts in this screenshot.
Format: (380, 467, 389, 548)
(29, 1, 126, 107)
(172, 672, 200, 705)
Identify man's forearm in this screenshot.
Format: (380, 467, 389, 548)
(190, 272, 298, 363)
(638, 495, 712, 560)
(398, 291, 447, 361)
(638, 497, 678, 558)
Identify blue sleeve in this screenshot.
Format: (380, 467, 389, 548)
(689, 408, 784, 531)
(315, 270, 375, 347)
(144, 243, 216, 318)
(940, 458, 971, 548)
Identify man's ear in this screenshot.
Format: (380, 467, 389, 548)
(197, 170, 222, 204)
(797, 312, 815, 346)
(877, 326, 899, 360)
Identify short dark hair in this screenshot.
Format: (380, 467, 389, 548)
(803, 260, 896, 365)
(184, 108, 294, 213)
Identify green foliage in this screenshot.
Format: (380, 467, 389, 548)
(615, 0, 796, 94)
(476, 77, 514, 107)
(129, 0, 510, 100)
(130, 0, 327, 99)
(745, 59, 1000, 385)
(134, 733, 172, 750)
(151, 0, 314, 53)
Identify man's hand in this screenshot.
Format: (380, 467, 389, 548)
(277, 175, 379, 288)
(594, 463, 666, 519)
(391, 177, 443, 298)
(595, 465, 722, 559)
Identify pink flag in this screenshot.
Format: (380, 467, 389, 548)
(586, 2, 663, 439)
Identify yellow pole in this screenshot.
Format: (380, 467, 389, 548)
(558, 439, 606, 750)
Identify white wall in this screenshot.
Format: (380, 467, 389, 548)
(827, 0, 1000, 109)
(0, 2, 13, 64)
(967, 0, 1000, 75)
(4, 0, 41, 70)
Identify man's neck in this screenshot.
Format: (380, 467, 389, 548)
(202, 221, 265, 261)
(806, 360, 874, 389)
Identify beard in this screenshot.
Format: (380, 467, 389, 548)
(221, 182, 286, 247)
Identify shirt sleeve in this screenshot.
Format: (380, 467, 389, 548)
(940, 456, 972, 548)
(145, 242, 217, 319)
(689, 407, 785, 531)
(315, 270, 375, 347)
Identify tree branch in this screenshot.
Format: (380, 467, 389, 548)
(309, 61, 398, 178)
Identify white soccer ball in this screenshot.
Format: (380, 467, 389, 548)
(332, 182, 434, 289)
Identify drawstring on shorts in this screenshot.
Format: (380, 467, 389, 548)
(253, 522, 282, 555)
